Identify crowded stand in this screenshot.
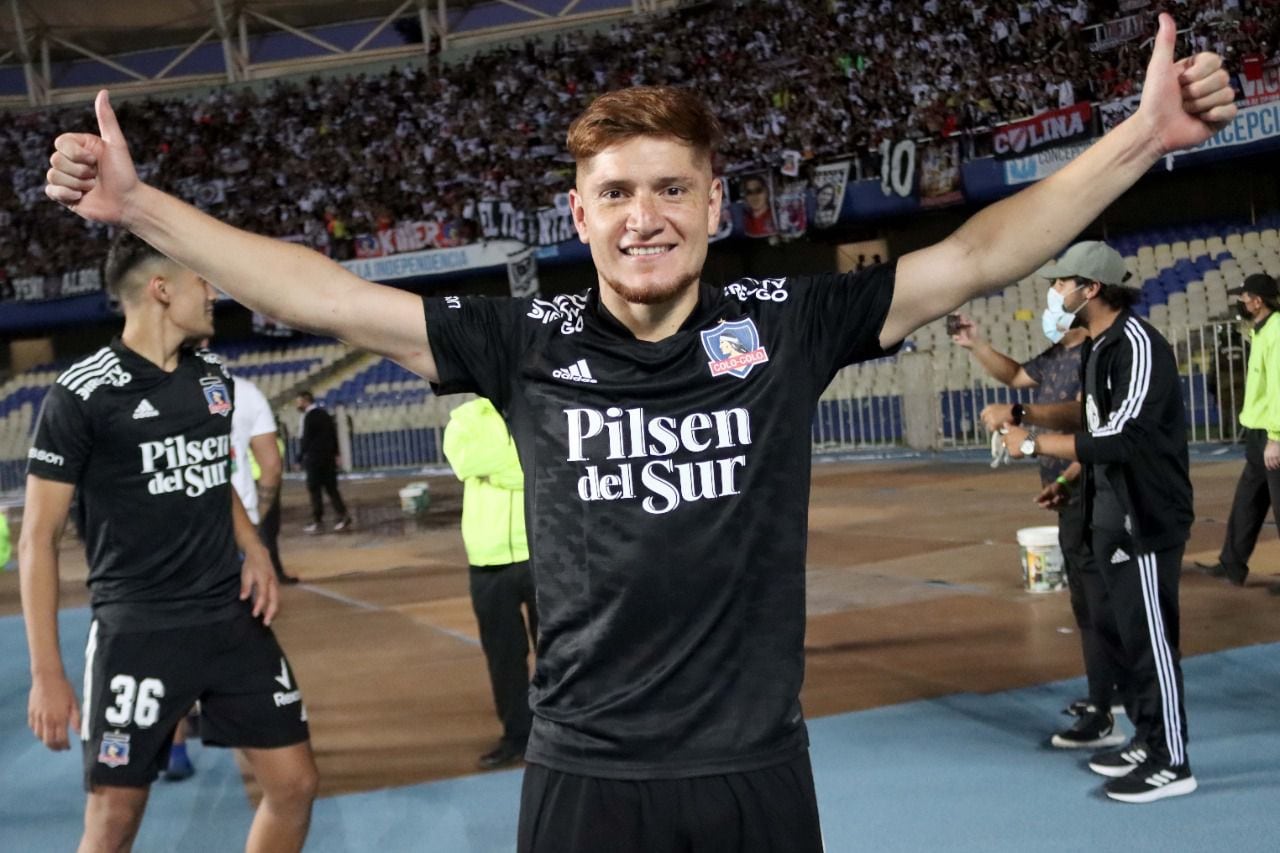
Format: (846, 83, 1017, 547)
(1, 0, 1276, 289)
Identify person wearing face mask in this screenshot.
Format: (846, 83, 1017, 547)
(1001, 241, 1196, 803)
(1195, 273, 1280, 594)
(956, 267, 1127, 752)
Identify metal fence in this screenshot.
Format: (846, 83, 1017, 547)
(0, 321, 1253, 491)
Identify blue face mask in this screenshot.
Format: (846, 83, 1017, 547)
(1042, 285, 1084, 343)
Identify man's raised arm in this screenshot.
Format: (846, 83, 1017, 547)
(46, 92, 437, 382)
(882, 14, 1236, 346)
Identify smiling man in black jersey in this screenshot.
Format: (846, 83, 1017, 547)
(19, 233, 317, 852)
(42, 14, 1234, 851)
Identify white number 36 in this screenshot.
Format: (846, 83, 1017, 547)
(103, 675, 166, 728)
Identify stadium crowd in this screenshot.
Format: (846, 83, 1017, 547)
(1, 0, 1275, 292)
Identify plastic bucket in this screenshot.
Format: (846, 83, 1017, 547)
(398, 482, 431, 515)
(1017, 526, 1064, 593)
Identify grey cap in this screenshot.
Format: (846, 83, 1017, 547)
(1036, 241, 1131, 287)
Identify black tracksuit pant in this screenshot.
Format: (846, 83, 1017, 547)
(1059, 498, 1126, 709)
(1219, 428, 1280, 579)
(257, 493, 286, 577)
(470, 561, 537, 747)
(1092, 527, 1189, 767)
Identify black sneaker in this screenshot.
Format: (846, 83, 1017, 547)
(1089, 742, 1149, 777)
(1104, 760, 1197, 803)
(1194, 561, 1247, 586)
(1051, 705, 1126, 749)
(476, 741, 524, 771)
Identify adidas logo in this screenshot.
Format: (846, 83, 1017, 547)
(552, 359, 597, 384)
(1110, 548, 1130, 565)
(132, 398, 160, 419)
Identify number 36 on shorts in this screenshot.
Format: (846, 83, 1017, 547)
(104, 675, 167, 728)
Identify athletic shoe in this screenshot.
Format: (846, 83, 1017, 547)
(333, 516, 353, 532)
(164, 744, 195, 782)
(303, 522, 321, 535)
(1104, 760, 1196, 803)
(1089, 742, 1149, 777)
(1051, 705, 1126, 749)
(1193, 560, 1247, 586)
(477, 741, 524, 770)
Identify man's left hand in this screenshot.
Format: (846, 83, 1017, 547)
(1266, 439, 1280, 471)
(1004, 425, 1030, 459)
(1137, 14, 1237, 156)
(240, 546, 280, 625)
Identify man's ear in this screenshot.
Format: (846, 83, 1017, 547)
(147, 274, 170, 305)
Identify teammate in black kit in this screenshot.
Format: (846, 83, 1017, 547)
(19, 233, 317, 852)
(43, 14, 1232, 850)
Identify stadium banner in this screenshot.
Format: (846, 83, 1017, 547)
(1238, 59, 1280, 107)
(340, 239, 526, 283)
(811, 161, 850, 228)
(466, 196, 576, 247)
(354, 220, 468, 258)
(1166, 99, 1280, 167)
(507, 246, 540, 298)
(8, 268, 103, 302)
(918, 140, 964, 209)
(736, 172, 779, 238)
(775, 181, 808, 239)
(1002, 140, 1093, 186)
(1088, 14, 1145, 53)
(991, 102, 1092, 160)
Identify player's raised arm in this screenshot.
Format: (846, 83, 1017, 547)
(46, 91, 437, 382)
(883, 13, 1236, 346)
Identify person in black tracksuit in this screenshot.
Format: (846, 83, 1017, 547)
(295, 389, 351, 532)
(1003, 241, 1196, 804)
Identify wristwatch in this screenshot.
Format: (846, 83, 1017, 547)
(1010, 403, 1025, 426)
(1019, 431, 1038, 458)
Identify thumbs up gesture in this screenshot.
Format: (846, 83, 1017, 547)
(1137, 13, 1236, 155)
(45, 90, 139, 225)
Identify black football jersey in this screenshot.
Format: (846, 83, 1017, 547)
(425, 264, 898, 778)
(27, 339, 242, 631)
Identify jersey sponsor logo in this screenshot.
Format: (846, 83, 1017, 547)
(132, 398, 160, 419)
(201, 377, 232, 417)
(98, 731, 131, 767)
(58, 349, 132, 401)
(139, 432, 232, 497)
(28, 446, 66, 466)
(566, 405, 752, 515)
(552, 359, 598, 384)
(725, 276, 789, 303)
(445, 296, 462, 309)
(527, 293, 587, 335)
(700, 318, 769, 379)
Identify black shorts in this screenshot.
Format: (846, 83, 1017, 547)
(517, 752, 823, 853)
(81, 607, 310, 789)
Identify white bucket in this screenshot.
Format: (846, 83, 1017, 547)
(398, 482, 431, 515)
(1017, 526, 1065, 593)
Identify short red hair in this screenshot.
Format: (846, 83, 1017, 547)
(566, 86, 722, 165)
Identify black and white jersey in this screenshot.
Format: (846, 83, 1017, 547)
(425, 265, 898, 779)
(27, 339, 242, 631)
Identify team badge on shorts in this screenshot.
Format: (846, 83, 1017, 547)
(201, 377, 233, 417)
(98, 731, 131, 767)
(700, 318, 769, 379)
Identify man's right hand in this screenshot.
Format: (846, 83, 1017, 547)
(950, 313, 980, 348)
(1037, 480, 1069, 510)
(45, 90, 138, 225)
(29, 672, 82, 751)
(980, 402, 1015, 433)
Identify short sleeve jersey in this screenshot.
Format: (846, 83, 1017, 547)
(230, 376, 278, 524)
(1022, 340, 1083, 485)
(425, 265, 898, 779)
(27, 340, 242, 631)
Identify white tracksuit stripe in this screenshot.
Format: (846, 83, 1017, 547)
(81, 619, 99, 742)
(1139, 553, 1185, 765)
(1094, 319, 1152, 437)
